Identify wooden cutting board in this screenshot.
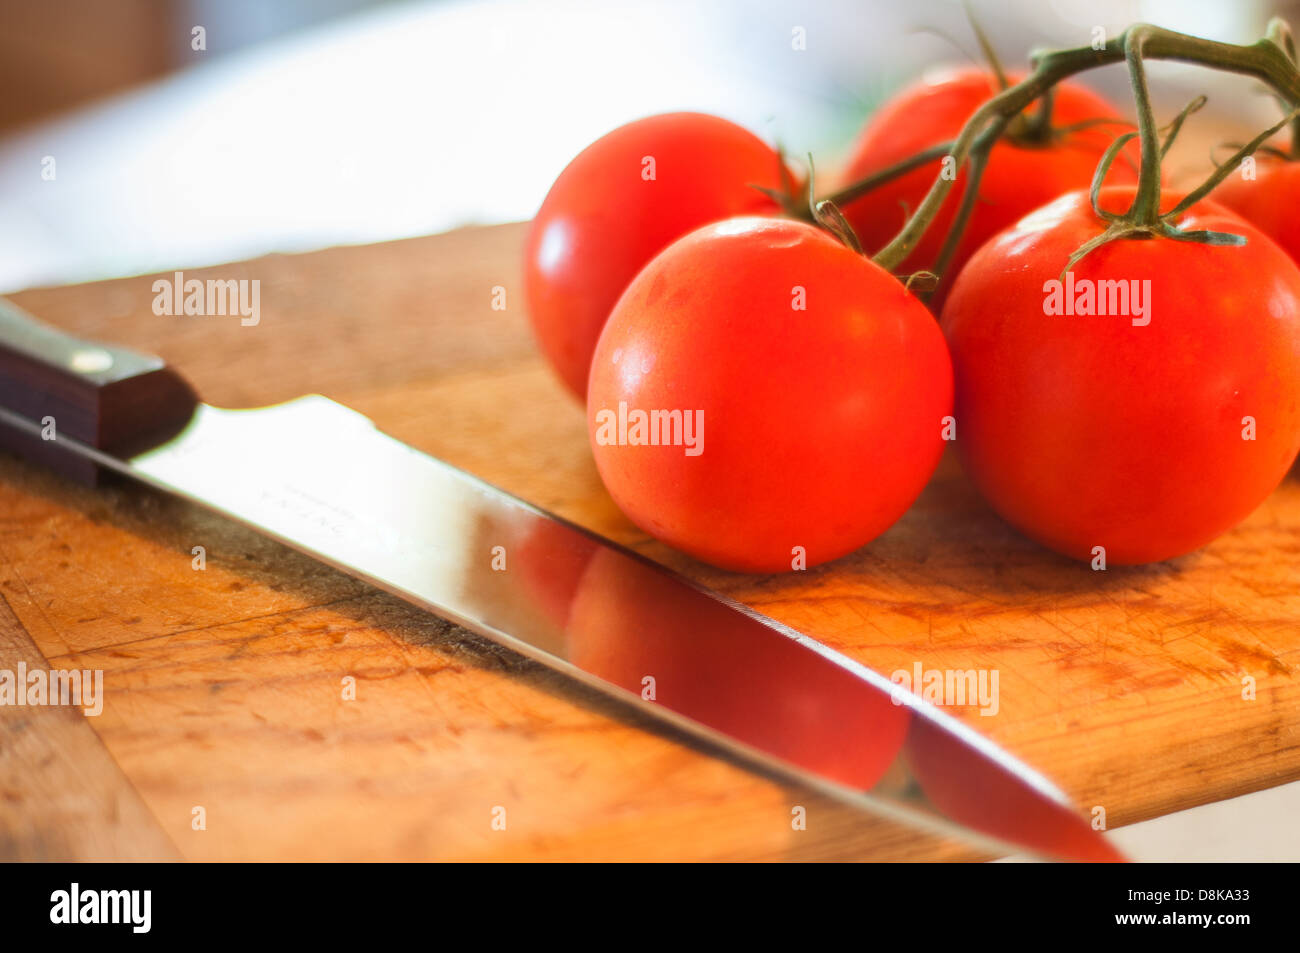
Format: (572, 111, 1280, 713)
(2, 222, 1298, 861)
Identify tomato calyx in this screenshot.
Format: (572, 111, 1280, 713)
(961, 0, 1053, 148)
(789, 155, 863, 255)
(798, 158, 939, 289)
(811, 199, 864, 256)
(965, 5, 1041, 147)
(1012, 113, 1136, 152)
(748, 142, 811, 218)
(1064, 81, 1300, 275)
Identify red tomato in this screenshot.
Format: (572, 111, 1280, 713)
(524, 112, 789, 400)
(838, 68, 1137, 308)
(1211, 152, 1300, 263)
(566, 548, 911, 790)
(940, 187, 1300, 565)
(587, 217, 953, 573)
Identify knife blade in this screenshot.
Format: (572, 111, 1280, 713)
(0, 296, 1123, 862)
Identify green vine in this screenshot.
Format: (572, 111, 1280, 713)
(852, 19, 1300, 276)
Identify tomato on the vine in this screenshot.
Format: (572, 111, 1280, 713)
(524, 112, 790, 400)
(940, 186, 1300, 565)
(838, 67, 1138, 307)
(586, 216, 952, 573)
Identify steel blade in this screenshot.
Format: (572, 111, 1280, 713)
(1, 396, 1123, 861)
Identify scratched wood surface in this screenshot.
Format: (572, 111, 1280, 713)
(1, 222, 1298, 861)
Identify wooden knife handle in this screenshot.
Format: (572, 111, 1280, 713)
(0, 296, 198, 485)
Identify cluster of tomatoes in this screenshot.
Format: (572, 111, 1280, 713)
(523, 67, 1300, 574)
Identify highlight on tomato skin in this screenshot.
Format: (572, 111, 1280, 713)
(837, 67, 1139, 310)
(585, 215, 954, 574)
(522, 112, 792, 402)
(939, 186, 1300, 565)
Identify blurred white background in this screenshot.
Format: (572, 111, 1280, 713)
(0, 0, 1293, 289)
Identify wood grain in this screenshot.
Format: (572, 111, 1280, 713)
(0, 592, 178, 860)
(1, 222, 1298, 860)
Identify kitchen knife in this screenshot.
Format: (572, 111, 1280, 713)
(0, 295, 1123, 862)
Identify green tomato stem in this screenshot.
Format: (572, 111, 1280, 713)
(923, 114, 1010, 299)
(867, 21, 1300, 274)
(814, 141, 956, 213)
(1124, 27, 1163, 226)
